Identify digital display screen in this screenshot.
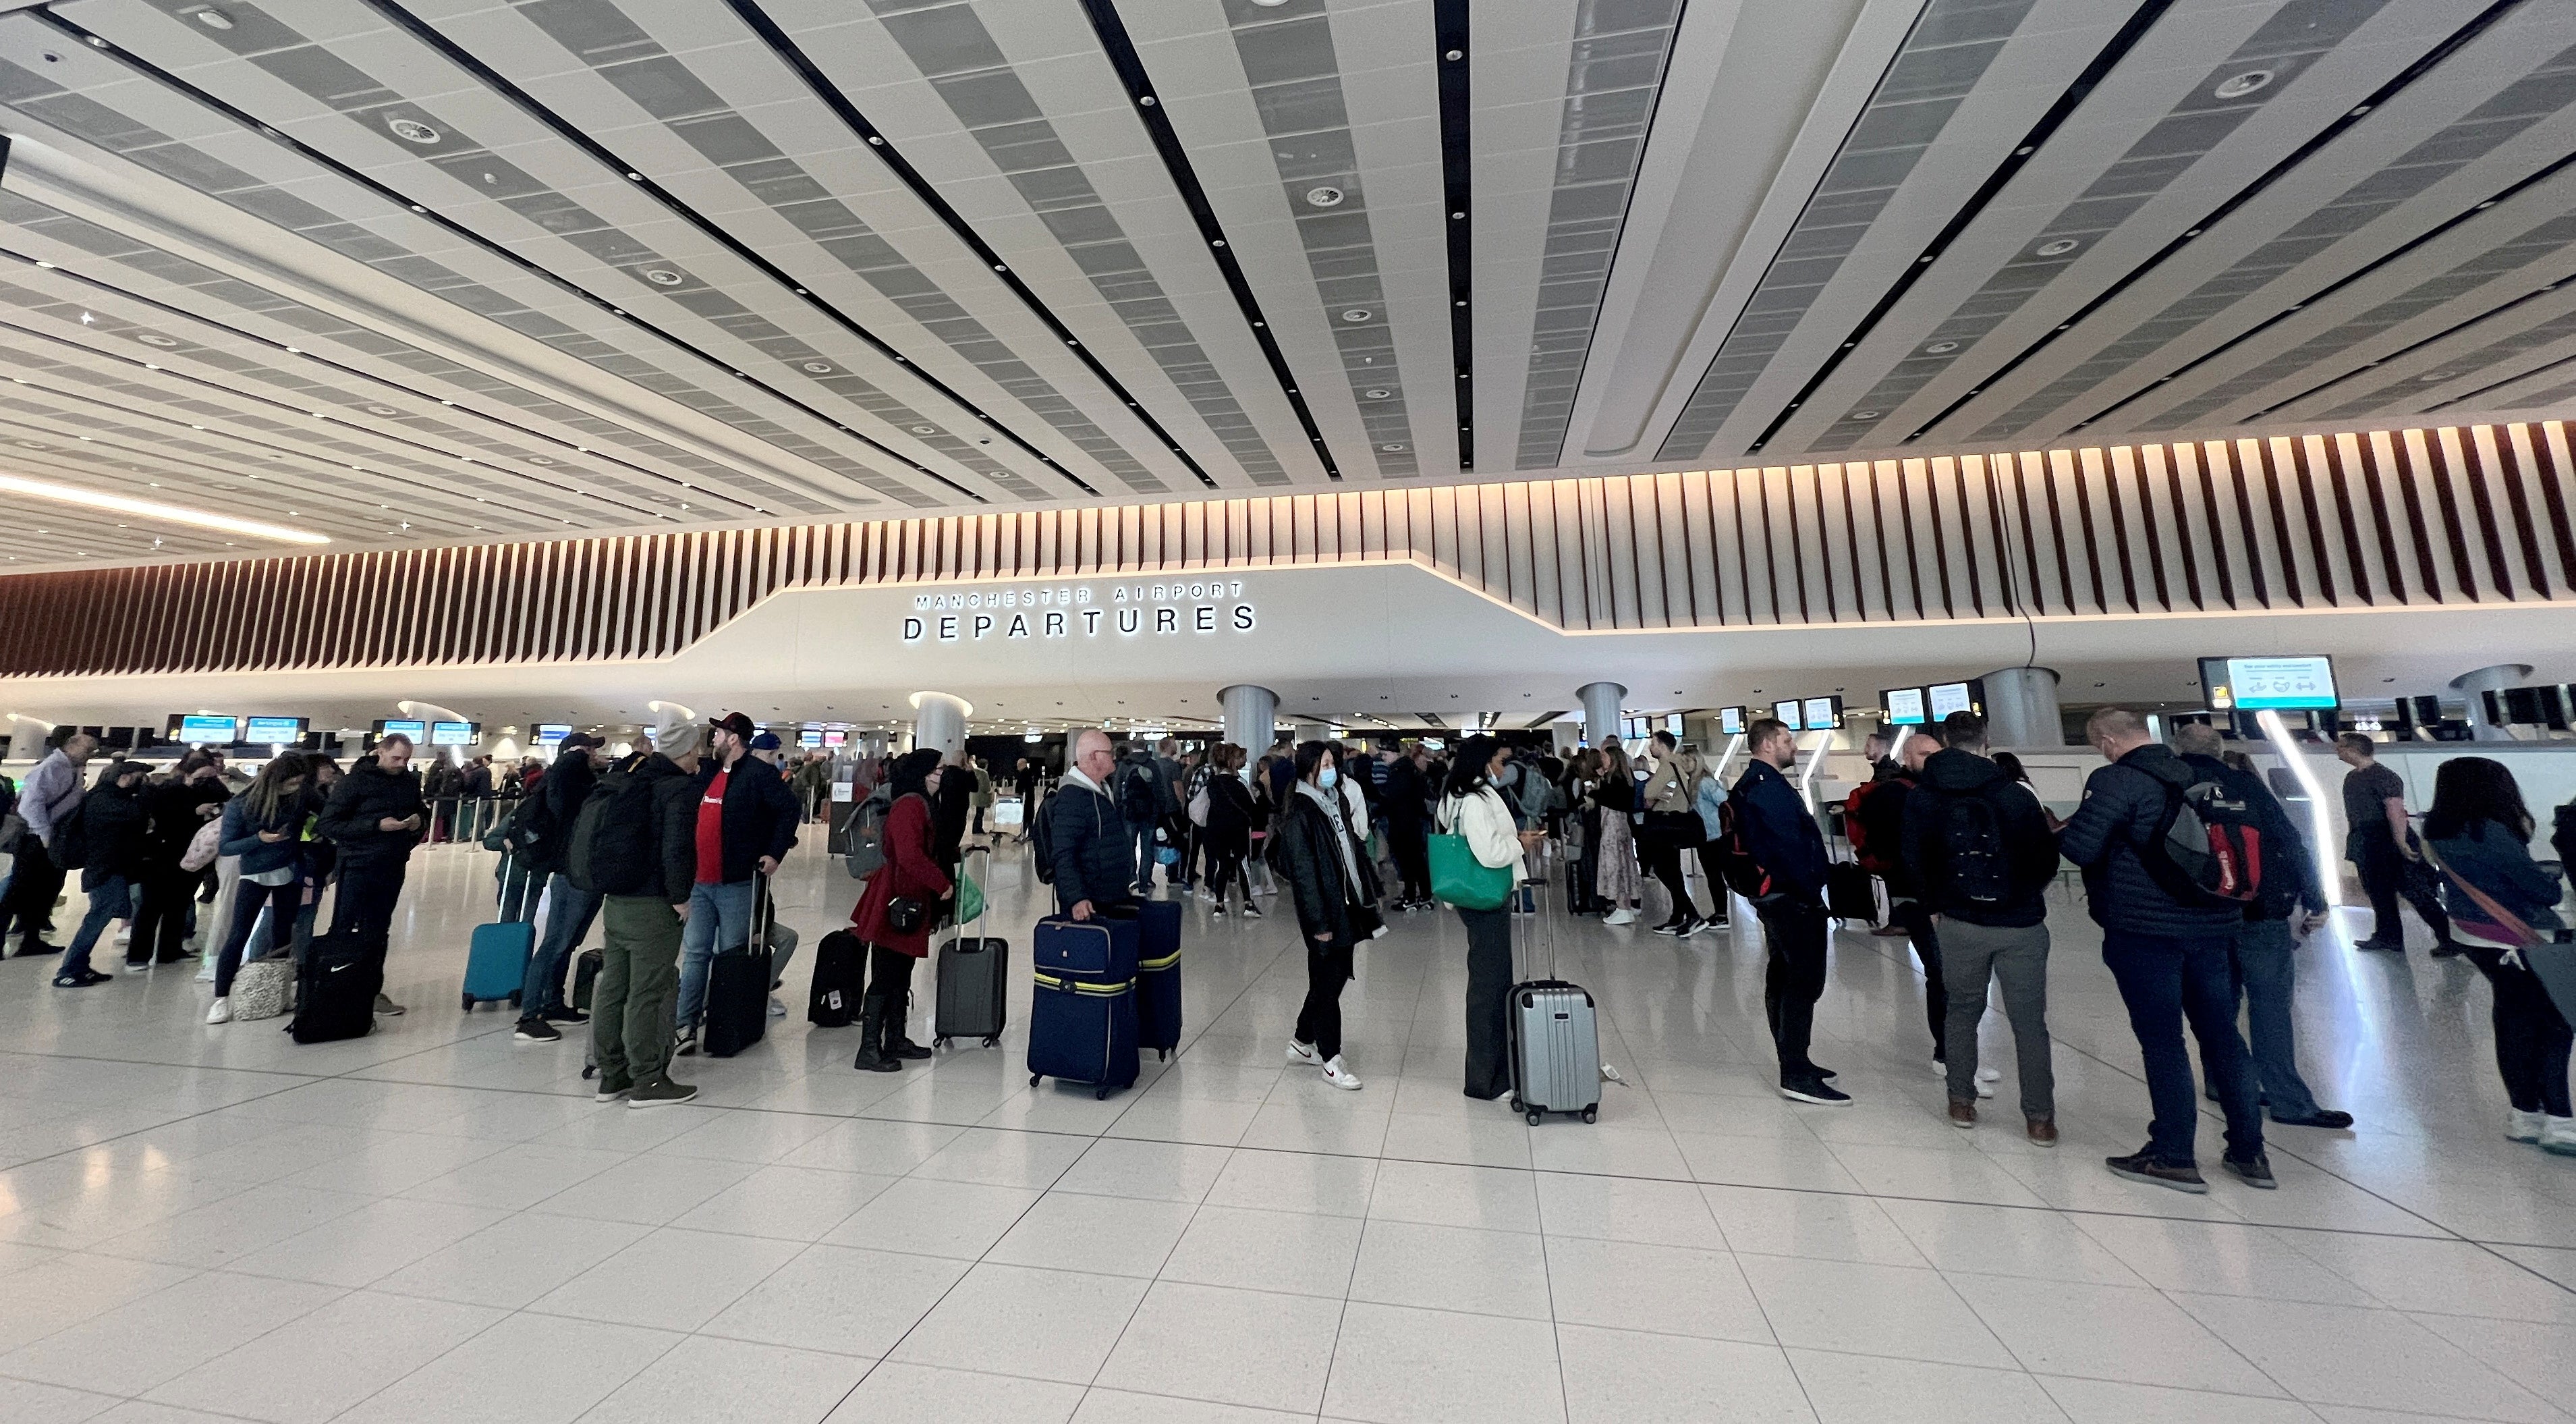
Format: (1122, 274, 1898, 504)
(798, 729, 824, 748)
(2210, 655, 2339, 711)
(534, 724, 572, 745)
(1772, 700, 1803, 731)
(244, 716, 304, 744)
(177, 714, 237, 744)
(1803, 696, 1842, 731)
(824, 730, 846, 748)
(377, 719, 426, 742)
(429, 721, 477, 747)
(1718, 707, 1745, 736)
(1928, 682, 1976, 720)
(1882, 688, 1928, 726)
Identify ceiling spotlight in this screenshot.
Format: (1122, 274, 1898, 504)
(911, 424, 936, 434)
(387, 116, 441, 144)
(2036, 238, 2079, 257)
(1926, 341, 1959, 354)
(2213, 70, 2274, 100)
(642, 268, 684, 286)
(528, 456, 555, 465)
(1380, 442, 1407, 451)
(196, 7, 235, 28)
(1362, 387, 1391, 399)
(1304, 186, 1345, 207)
(802, 361, 832, 373)
(135, 333, 178, 348)
(2418, 372, 2451, 382)
(366, 404, 397, 415)
(1341, 308, 1372, 323)
(1851, 410, 1881, 420)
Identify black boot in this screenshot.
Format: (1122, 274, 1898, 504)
(851, 991, 899, 1072)
(884, 985, 932, 1060)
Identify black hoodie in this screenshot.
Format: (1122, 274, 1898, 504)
(1899, 747, 2061, 927)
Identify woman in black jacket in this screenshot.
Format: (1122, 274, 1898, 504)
(1203, 743, 1263, 920)
(130, 755, 226, 970)
(57, 759, 151, 987)
(1273, 741, 1365, 1091)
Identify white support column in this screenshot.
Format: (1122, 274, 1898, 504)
(909, 692, 971, 757)
(1220, 684, 1278, 755)
(1577, 682, 1626, 746)
(2452, 663, 2531, 742)
(1291, 720, 1330, 746)
(1980, 666, 2067, 747)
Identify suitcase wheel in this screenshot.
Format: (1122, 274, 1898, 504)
(461, 993, 474, 1012)
(1526, 1110, 1544, 1126)
(509, 991, 522, 1009)
(1581, 1105, 1598, 1124)
(1095, 1086, 1109, 1101)
(1509, 1097, 1523, 1114)
(982, 1035, 999, 1049)
(1030, 1073, 1042, 1087)
(933, 1036, 949, 1049)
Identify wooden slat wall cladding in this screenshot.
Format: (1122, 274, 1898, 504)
(3, 422, 2573, 677)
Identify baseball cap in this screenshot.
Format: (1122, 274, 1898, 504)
(558, 732, 603, 752)
(710, 712, 758, 742)
(750, 731, 783, 751)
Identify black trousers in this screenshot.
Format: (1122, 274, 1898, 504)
(330, 859, 410, 981)
(1295, 932, 1352, 1061)
(129, 862, 198, 965)
(3, 838, 65, 944)
(2465, 945, 2575, 1116)
(1757, 899, 1830, 1078)
(1691, 842, 1733, 923)
(2355, 834, 2449, 946)
(1208, 846, 1252, 909)
(862, 942, 918, 1043)
(1387, 824, 1430, 902)
(1895, 900, 1947, 1060)
(1641, 831, 1698, 923)
(1460, 905, 1515, 1099)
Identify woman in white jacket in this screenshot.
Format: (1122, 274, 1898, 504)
(1438, 736, 1548, 1100)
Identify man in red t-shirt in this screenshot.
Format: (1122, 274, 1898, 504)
(673, 713, 802, 1053)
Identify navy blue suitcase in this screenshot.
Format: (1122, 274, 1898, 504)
(1028, 915, 1140, 1098)
(1109, 902, 1183, 1059)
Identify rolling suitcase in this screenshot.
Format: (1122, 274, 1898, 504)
(462, 854, 534, 1012)
(1028, 914, 1140, 1099)
(1825, 861, 1886, 927)
(1107, 900, 1183, 1060)
(1507, 887, 1600, 1125)
(935, 854, 1009, 1048)
(700, 875, 775, 1059)
(290, 929, 381, 1045)
(809, 929, 866, 1027)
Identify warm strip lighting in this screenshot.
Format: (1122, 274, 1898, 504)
(0, 471, 330, 546)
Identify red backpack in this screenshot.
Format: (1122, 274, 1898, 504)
(1843, 777, 1907, 878)
(1706, 799, 1774, 901)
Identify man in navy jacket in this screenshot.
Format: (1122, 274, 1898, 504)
(1734, 718, 1843, 1105)
(1050, 730, 1136, 919)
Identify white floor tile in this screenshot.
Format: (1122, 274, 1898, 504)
(1160, 1203, 1364, 1298)
(332, 1311, 680, 1424)
(1947, 1273, 2280, 1395)
(1365, 1160, 1540, 1232)
(1787, 1350, 2066, 1423)
(1093, 1280, 1344, 1413)
(821, 1362, 1082, 1424)
(223, 1196, 509, 1288)
(576, 1335, 869, 1424)
(908, 1128, 1094, 1189)
(143, 1288, 500, 1424)
(2038, 1375, 2322, 1424)
(821, 1177, 1041, 1259)
(1202, 1148, 1378, 1217)
(1736, 1255, 2014, 1369)
(2173, 1290, 2560, 1422)
(987, 1191, 1198, 1278)
(1052, 1138, 1236, 1203)
(1349, 1218, 1553, 1319)
(701, 1242, 965, 1357)
(368, 1211, 652, 1309)
(1544, 1234, 1773, 1343)
(889, 1262, 1149, 1384)
(529, 1226, 802, 1331)
(1323, 1301, 1564, 1424)
(0, 1269, 343, 1397)
(1558, 1325, 1812, 1424)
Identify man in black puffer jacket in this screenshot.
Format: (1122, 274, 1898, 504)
(1048, 730, 1134, 919)
(318, 734, 428, 1015)
(54, 759, 150, 987)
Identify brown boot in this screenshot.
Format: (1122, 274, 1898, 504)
(2025, 1114, 2059, 1147)
(1947, 1099, 1976, 1130)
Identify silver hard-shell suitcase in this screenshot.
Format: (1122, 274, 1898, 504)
(1508, 885, 1600, 1125)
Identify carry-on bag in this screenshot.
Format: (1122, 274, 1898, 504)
(571, 947, 603, 1013)
(700, 875, 775, 1059)
(1825, 861, 1887, 927)
(1105, 900, 1183, 1059)
(809, 928, 866, 1027)
(290, 929, 381, 1044)
(1028, 914, 1139, 1098)
(462, 853, 535, 1012)
(934, 847, 1009, 1048)
(1508, 885, 1600, 1125)
(231, 906, 293, 1022)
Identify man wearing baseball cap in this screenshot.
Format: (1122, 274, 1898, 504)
(513, 731, 609, 1043)
(673, 712, 800, 1053)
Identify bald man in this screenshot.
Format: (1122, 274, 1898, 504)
(1048, 729, 1136, 919)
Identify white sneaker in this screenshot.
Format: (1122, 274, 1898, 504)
(1603, 907, 1637, 927)
(1320, 1055, 1364, 1091)
(124, 960, 150, 976)
(194, 961, 216, 983)
(767, 995, 788, 1018)
(205, 998, 231, 1025)
(2507, 1108, 2547, 1143)
(1286, 1039, 1318, 1066)
(1978, 1066, 2002, 1084)
(1976, 1078, 1996, 1099)
(114, 925, 131, 944)
(2544, 1116, 2576, 1157)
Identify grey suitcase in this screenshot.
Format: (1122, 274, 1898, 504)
(1508, 887, 1600, 1125)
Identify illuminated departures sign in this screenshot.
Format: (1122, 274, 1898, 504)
(901, 580, 1257, 647)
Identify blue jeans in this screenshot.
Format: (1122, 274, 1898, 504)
(63, 875, 132, 977)
(522, 872, 603, 1019)
(675, 879, 758, 1030)
(1132, 824, 1158, 890)
(2102, 931, 2263, 1166)
(2231, 919, 2323, 1122)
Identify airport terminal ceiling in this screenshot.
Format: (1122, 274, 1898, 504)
(0, 1, 2574, 559)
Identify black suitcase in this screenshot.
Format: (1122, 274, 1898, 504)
(701, 877, 773, 1058)
(290, 929, 381, 1044)
(1826, 862, 1885, 925)
(810, 929, 866, 1027)
(934, 935, 1009, 1047)
(571, 948, 603, 1013)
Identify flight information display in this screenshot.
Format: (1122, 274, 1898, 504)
(2207, 655, 2339, 711)
(1928, 682, 1976, 719)
(1802, 696, 1843, 730)
(244, 716, 304, 744)
(1882, 688, 1927, 725)
(1772, 699, 1802, 730)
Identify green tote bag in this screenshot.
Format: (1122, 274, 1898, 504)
(1427, 831, 1512, 911)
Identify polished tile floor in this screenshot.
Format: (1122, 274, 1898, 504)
(1, 838, 2571, 1423)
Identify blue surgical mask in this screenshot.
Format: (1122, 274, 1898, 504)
(1320, 767, 1339, 790)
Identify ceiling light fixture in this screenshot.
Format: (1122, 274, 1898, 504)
(1304, 186, 1344, 207)
(0, 470, 329, 545)
(2212, 70, 2272, 99)
(387, 116, 441, 144)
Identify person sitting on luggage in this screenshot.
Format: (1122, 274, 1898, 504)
(1273, 740, 1368, 1091)
(1048, 729, 1134, 921)
(848, 749, 952, 1073)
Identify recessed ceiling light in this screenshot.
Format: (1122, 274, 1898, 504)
(1380, 443, 1407, 451)
(2036, 238, 2079, 257)
(1926, 341, 1959, 354)
(802, 361, 832, 373)
(1304, 186, 1344, 207)
(911, 425, 936, 434)
(1851, 410, 1881, 420)
(2213, 70, 2273, 100)
(196, 7, 234, 28)
(387, 116, 441, 144)
(135, 333, 178, 348)
(642, 269, 684, 286)
(1362, 387, 1391, 399)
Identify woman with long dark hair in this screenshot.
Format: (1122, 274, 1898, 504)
(1273, 741, 1366, 1090)
(1438, 736, 1546, 1099)
(206, 753, 308, 1022)
(848, 748, 953, 1072)
(1592, 741, 1642, 925)
(2424, 757, 2573, 1153)
(1202, 744, 1263, 920)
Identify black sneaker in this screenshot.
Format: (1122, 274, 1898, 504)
(1779, 1076, 1852, 1106)
(673, 1027, 699, 1058)
(2271, 1108, 2354, 1130)
(1211, 905, 1227, 919)
(51, 968, 113, 987)
(2104, 1149, 2209, 1194)
(541, 1006, 590, 1024)
(2353, 937, 2403, 953)
(1241, 904, 1263, 919)
(1652, 919, 1687, 936)
(2430, 941, 2467, 959)
(2222, 1153, 2278, 1189)
(16, 940, 62, 958)
(513, 1018, 561, 1043)
(627, 1076, 698, 1109)
(593, 1076, 632, 1103)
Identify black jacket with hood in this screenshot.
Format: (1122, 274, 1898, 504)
(77, 773, 150, 889)
(2058, 744, 2246, 938)
(627, 752, 704, 906)
(1900, 748, 2061, 927)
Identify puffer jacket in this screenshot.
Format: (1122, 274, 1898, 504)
(1047, 771, 1133, 913)
(2057, 744, 2245, 938)
(77, 776, 150, 888)
(319, 758, 426, 866)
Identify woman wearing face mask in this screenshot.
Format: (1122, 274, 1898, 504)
(1439, 736, 1548, 1099)
(1272, 740, 1366, 1090)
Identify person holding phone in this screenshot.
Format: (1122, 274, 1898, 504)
(318, 732, 429, 1016)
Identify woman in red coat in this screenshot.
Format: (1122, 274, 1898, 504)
(850, 749, 953, 1072)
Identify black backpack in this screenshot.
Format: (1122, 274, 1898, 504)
(49, 800, 88, 871)
(1028, 788, 1060, 884)
(1704, 798, 1772, 900)
(1938, 786, 2015, 908)
(2142, 773, 2264, 906)
(1119, 762, 1160, 823)
(567, 769, 661, 896)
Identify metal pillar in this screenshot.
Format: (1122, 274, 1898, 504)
(1219, 684, 1278, 754)
(1979, 666, 2067, 748)
(909, 691, 971, 757)
(2452, 663, 2531, 742)
(1577, 682, 1627, 746)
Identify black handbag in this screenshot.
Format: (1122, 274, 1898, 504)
(887, 896, 928, 935)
